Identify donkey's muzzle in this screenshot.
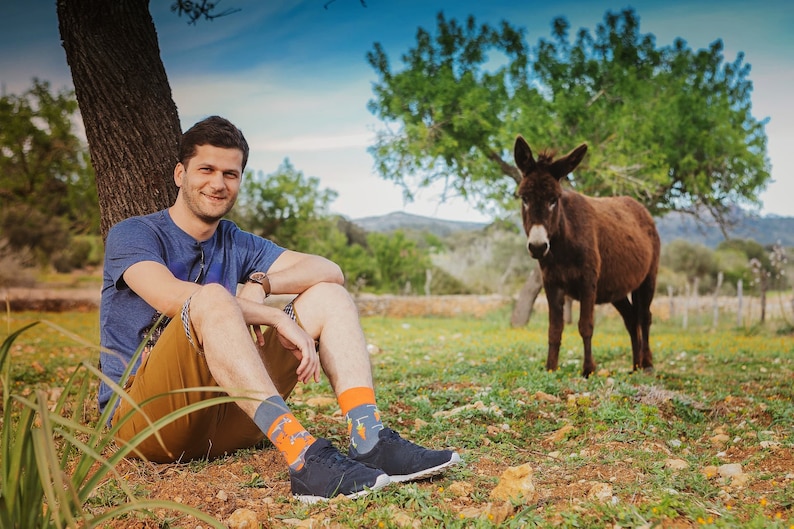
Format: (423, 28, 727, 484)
(528, 242, 550, 259)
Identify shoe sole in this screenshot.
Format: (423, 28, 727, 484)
(388, 452, 462, 483)
(294, 473, 391, 504)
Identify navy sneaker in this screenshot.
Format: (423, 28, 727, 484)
(290, 438, 391, 503)
(349, 428, 461, 483)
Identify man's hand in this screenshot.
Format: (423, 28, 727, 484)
(272, 315, 321, 384)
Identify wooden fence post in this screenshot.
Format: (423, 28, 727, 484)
(667, 285, 675, 320)
(683, 282, 690, 329)
(737, 279, 743, 327)
(712, 272, 723, 328)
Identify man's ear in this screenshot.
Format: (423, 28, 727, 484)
(173, 162, 185, 187)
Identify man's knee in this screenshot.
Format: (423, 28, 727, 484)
(302, 282, 355, 309)
(188, 284, 241, 329)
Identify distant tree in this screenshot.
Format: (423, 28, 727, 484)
(661, 239, 717, 292)
(0, 80, 99, 270)
(713, 246, 751, 289)
(368, 231, 432, 294)
(367, 9, 770, 226)
(717, 239, 768, 266)
(0, 79, 97, 234)
(232, 159, 338, 247)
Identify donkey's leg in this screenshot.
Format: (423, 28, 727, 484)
(545, 285, 565, 372)
(578, 292, 597, 378)
(634, 275, 656, 372)
(613, 297, 641, 371)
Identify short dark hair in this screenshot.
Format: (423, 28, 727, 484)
(179, 115, 250, 170)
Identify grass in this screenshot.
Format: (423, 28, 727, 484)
(2, 304, 793, 528)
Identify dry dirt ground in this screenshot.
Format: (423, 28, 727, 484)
(95, 401, 794, 529)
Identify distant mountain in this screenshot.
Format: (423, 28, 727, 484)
(353, 210, 794, 248)
(351, 211, 487, 238)
(655, 211, 794, 248)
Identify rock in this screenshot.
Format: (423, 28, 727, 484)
(587, 482, 613, 502)
(665, 458, 689, 470)
(448, 481, 474, 497)
(487, 501, 514, 524)
(490, 463, 536, 503)
(710, 433, 730, 445)
(718, 463, 744, 478)
(391, 510, 421, 528)
(535, 391, 561, 402)
(545, 423, 574, 443)
(227, 508, 259, 529)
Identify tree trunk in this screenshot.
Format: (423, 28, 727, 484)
(57, 0, 181, 240)
(510, 267, 543, 327)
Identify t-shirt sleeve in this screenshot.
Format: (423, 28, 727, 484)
(105, 218, 165, 290)
(229, 225, 286, 277)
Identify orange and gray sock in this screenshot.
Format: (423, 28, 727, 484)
(254, 396, 316, 471)
(339, 386, 384, 454)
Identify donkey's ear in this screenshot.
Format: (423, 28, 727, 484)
(514, 135, 536, 174)
(551, 143, 587, 180)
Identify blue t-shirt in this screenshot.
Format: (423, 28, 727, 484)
(98, 209, 285, 412)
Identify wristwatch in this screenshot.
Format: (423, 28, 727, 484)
(247, 272, 271, 298)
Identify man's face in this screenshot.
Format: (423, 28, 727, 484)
(174, 144, 243, 223)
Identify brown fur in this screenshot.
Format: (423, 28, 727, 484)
(513, 136, 661, 377)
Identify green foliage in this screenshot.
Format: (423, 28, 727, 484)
(0, 238, 35, 288)
(367, 9, 771, 226)
(0, 80, 100, 274)
(0, 79, 99, 236)
(1, 206, 71, 268)
(0, 321, 231, 528)
(232, 158, 338, 248)
(714, 246, 753, 288)
(661, 239, 717, 283)
(367, 12, 530, 210)
(231, 160, 461, 294)
(367, 230, 433, 294)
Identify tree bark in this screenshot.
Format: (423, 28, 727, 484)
(510, 267, 543, 327)
(57, 0, 181, 240)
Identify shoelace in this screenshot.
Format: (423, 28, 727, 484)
(380, 428, 414, 447)
(312, 444, 357, 471)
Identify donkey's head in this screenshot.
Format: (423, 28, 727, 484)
(514, 136, 587, 259)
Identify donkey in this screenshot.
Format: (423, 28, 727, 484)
(513, 135, 660, 377)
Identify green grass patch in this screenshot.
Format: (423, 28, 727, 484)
(2, 306, 793, 527)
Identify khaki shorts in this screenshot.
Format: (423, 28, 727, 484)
(112, 301, 303, 463)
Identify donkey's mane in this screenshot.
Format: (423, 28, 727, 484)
(535, 149, 558, 167)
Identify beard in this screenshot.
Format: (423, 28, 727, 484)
(181, 186, 236, 223)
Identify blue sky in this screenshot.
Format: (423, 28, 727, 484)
(1, 0, 792, 221)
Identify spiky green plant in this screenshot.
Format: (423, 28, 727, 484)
(0, 321, 239, 528)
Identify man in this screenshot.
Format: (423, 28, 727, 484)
(99, 115, 460, 503)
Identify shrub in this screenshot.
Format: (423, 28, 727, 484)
(0, 322, 230, 527)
